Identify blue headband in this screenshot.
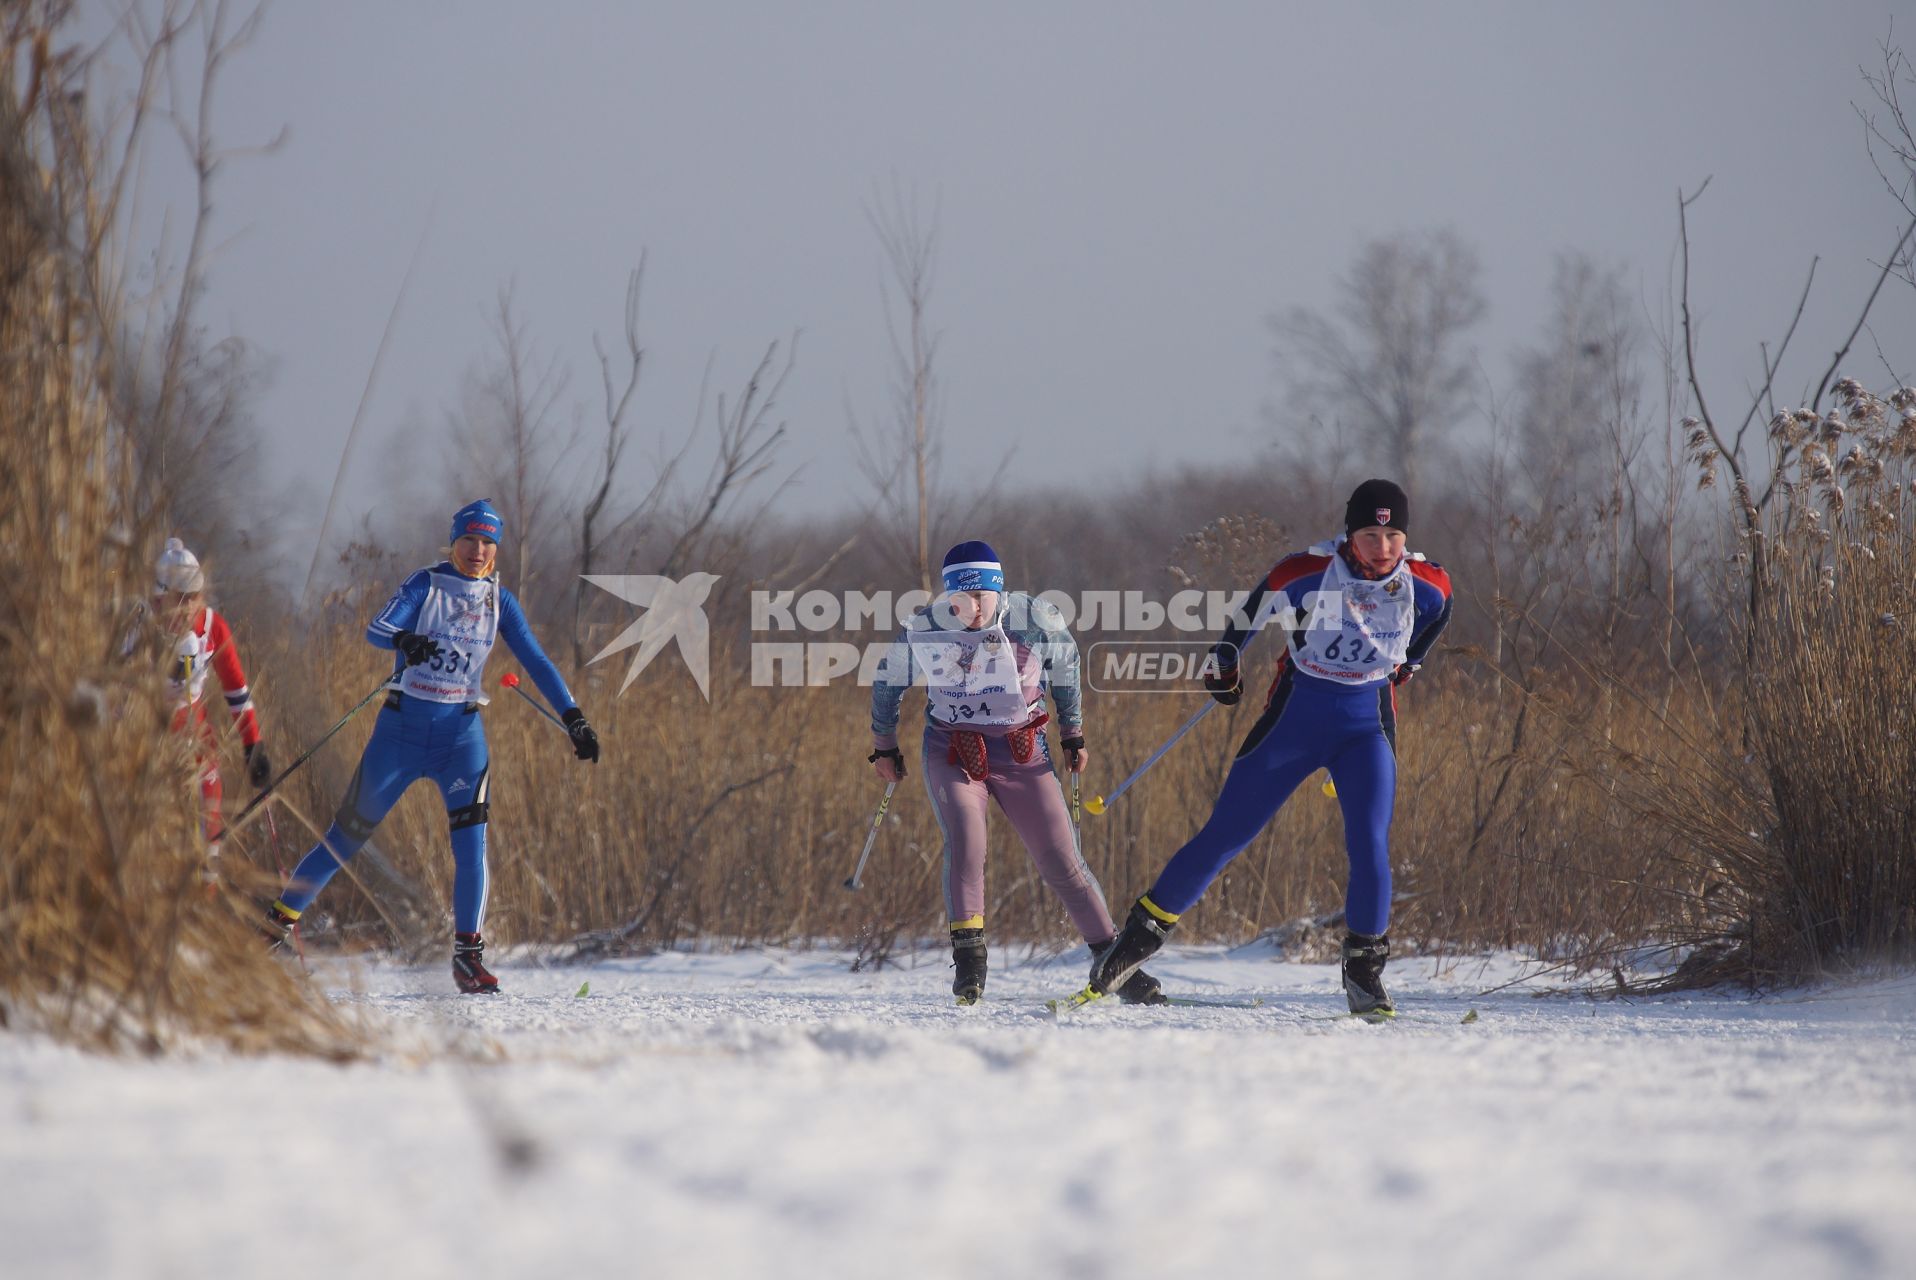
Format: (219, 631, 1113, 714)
(941, 540, 1004, 593)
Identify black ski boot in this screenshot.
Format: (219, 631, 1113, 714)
(1087, 898, 1177, 997)
(262, 901, 299, 952)
(1341, 931, 1394, 1018)
(453, 932, 501, 995)
(1090, 939, 1169, 1005)
(951, 927, 987, 1005)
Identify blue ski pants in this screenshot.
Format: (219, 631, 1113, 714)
(277, 696, 492, 933)
(1148, 675, 1396, 935)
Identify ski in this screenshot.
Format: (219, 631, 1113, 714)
(1044, 990, 1263, 1013)
(1307, 1008, 1399, 1023)
(1045, 986, 1107, 1015)
(1306, 1008, 1478, 1024)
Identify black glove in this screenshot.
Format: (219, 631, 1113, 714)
(393, 630, 442, 668)
(1204, 663, 1243, 706)
(1060, 734, 1087, 770)
(562, 707, 600, 763)
(867, 746, 906, 779)
(1389, 663, 1420, 688)
(245, 741, 272, 788)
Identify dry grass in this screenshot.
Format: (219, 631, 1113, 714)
(0, 21, 359, 1055)
(1579, 385, 1916, 987)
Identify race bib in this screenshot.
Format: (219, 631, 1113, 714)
(398, 569, 500, 703)
(1289, 553, 1416, 684)
(915, 620, 1040, 728)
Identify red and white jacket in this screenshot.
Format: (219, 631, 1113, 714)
(160, 606, 261, 749)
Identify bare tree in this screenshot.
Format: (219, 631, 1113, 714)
(853, 180, 943, 595)
(575, 258, 649, 666)
(1511, 254, 1656, 642)
(1269, 229, 1487, 493)
(656, 337, 795, 582)
(74, 1, 286, 592)
(1859, 34, 1916, 293)
(450, 286, 576, 604)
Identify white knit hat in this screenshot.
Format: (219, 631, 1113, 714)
(154, 538, 205, 595)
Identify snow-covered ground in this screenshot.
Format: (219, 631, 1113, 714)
(4, 944, 1914, 1280)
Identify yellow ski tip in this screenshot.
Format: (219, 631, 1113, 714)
(1083, 795, 1107, 815)
(1321, 779, 1338, 798)
(1045, 985, 1106, 1014)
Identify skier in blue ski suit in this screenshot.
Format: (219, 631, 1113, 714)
(1087, 479, 1452, 1015)
(269, 500, 599, 993)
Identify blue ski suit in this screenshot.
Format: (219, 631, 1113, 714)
(1146, 539, 1452, 935)
(275, 562, 576, 933)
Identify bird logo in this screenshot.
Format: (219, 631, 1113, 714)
(582, 573, 721, 698)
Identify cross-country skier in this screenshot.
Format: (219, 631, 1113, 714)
(267, 500, 600, 993)
(870, 540, 1165, 1006)
(1086, 480, 1452, 1016)
(128, 538, 270, 882)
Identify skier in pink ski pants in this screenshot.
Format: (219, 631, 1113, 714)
(868, 540, 1164, 1005)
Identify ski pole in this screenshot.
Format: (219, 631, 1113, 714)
(499, 672, 566, 731)
(1083, 610, 1276, 817)
(231, 679, 390, 832)
(1083, 700, 1214, 815)
(842, 779, 898, 891)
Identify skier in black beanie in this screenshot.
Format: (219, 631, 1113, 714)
(1088, 478, 1451, 1017)
(1343, 478, 1409, 539)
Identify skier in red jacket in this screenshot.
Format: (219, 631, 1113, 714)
(136, 539, 271, 879)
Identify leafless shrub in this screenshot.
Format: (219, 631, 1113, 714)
(0, 3, 358, 1056)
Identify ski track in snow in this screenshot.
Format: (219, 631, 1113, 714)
(4, 946, 1914, 1280)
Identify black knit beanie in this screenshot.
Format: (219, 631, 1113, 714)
(1344, 479, 1409, 536)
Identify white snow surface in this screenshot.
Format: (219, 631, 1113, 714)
(4, 944, 1914, 1280)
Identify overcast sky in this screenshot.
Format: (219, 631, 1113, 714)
(118, 0, 1916, 547)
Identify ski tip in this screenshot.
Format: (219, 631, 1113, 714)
(1461, 1008, 1479, 1024)
(573, 982, 590, 998)
(1046, 986, 1105, 1015)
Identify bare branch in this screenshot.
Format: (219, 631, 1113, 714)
(575, 256, 648, 664)
(1808, 214, 1916, 411)
(302, 216, 432, 600)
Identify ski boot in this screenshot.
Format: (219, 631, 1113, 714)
(951, 927, 987, 1005)
(1087, 897, 1178, 998)
(262, 900, 299, 952)
(1090, 938, 1169, 1005)
(1341, 931, 1394, 1019)
(453, 932, 501, 995)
